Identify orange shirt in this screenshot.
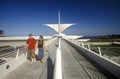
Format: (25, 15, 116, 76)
(26, 38, 36, 50)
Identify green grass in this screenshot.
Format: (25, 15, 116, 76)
(90, 44, 120, 56)
(88, 39, 120, 42)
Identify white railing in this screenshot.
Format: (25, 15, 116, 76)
(0, 47, 26, 64)
(54, 38, 62, 79)
(0, 38, 56, 79)
(65, 39, 120, 78)
(0, 46, 27, 79)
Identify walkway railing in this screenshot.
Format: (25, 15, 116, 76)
(0, 37, 57, 79)
(0, 47, 26, 65)
(65, 39, 120, 78)
(0, 46, 27, 79)
(54, 38, 62, 79)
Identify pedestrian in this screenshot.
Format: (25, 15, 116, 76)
(26, 34, 36, 63)
(38, 36, 46, 63)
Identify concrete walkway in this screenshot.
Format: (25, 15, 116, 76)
(2, 40, 58, 79)
(2, 39, 111, 79)
(61, 39, 107, 79)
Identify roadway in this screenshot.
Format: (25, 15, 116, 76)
(1, 39, 113, 79)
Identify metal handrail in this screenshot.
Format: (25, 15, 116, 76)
(0, 51, 16, 57)
(54, 38, 62, 79)
(0, 47, 26, 65)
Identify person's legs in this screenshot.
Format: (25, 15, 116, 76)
(28, 50, 34, 62)
(28, 50, 32, 60)
(40, 57, 43, 63)
(31, 49, 36, 62)
(39, 48, 44, 63)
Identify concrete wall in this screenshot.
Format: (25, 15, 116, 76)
(64, 39, 120, 79)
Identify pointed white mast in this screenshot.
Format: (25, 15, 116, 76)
(58, 10, 61, 35)
(44, 11, 75, 34)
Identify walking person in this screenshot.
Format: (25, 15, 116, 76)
(38, 36, 46, 63)
(26, 34, 36, 63)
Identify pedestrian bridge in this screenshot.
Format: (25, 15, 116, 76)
(0, 38, 120, 79)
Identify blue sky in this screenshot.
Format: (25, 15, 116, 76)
(0, 0, 120, 36)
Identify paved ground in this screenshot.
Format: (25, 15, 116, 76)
(1, 39, 111, 79)
(61, 39, 107, 79)
(2, 40, 58, 79)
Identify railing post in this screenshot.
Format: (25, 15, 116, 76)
(16, 49, 19, 59)
(77, 40, 80, 46)
(80, 42, 82, 46)
(82, 42, 84, 48)
(98, 47, 102, 56)
(58, 38, 61, 48)
(88, 44, 91, 51)
(14, 46, 16, 51)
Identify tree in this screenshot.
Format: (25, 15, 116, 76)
(0, 30, 4, 34)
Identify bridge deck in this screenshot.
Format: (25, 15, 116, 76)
(61, 40, 107, 79)
(2, 39, 109, 79)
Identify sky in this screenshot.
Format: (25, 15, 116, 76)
(0, 0, 120, 36)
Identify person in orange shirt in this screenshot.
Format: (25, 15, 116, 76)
(26, 34, 36, 63)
